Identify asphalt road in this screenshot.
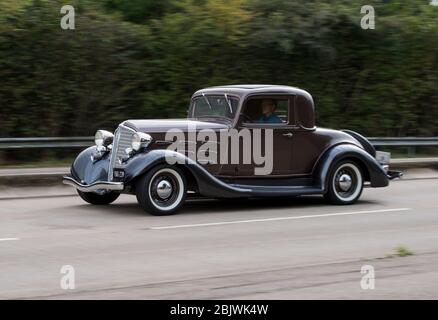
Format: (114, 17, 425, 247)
(0, 178, 437, 299)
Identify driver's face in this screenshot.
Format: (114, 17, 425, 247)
(262, 101, 275, 115)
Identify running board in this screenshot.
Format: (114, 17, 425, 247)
(228, 184, 324, 197)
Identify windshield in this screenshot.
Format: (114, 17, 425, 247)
(189, 95, 239, 120)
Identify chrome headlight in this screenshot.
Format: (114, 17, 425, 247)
(95, 130, 114, 147)
(131, 132, 152, 151)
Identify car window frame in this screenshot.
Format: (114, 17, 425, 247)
(239, 94, 297, 129)
(189, 94, 240, 120)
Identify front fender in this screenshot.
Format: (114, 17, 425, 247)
(314, 143, 389, 191)
(71, 146, 111, 184)
(124, 150, 249, 198)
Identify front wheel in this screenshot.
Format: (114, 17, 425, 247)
(135, 165, 187, 215)
(77, 190, 120, 205)
(324, 161, 364, 205)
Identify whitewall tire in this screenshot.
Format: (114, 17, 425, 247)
(135, 165, 187, 215)
(324, 161, 364, 205)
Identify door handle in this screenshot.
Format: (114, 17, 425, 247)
(283, 132, 294, 138)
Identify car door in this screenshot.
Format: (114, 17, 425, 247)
(233, 95, 296, 177)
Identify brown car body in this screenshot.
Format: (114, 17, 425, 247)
(63, 85, 397, 215)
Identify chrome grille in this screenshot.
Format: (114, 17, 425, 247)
(108, 124, 136, 181)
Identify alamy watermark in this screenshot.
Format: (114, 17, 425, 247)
(164, 124, 274, 176)
(360, 265, 375, 290)
(60, 5, 75, 30)
(361, 5, 375, 30)
(60, 265, 75, 290)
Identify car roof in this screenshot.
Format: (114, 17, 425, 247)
(192, 84, 312, 100)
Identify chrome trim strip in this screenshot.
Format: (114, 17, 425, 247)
(62, 176, 124, 192)
(108, 128, 120, 181)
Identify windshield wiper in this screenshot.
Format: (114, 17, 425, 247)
(202, 93, 213, 110)
(224, 93, 233, 114)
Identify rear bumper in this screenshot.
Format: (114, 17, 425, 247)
(387, 170, 403, 180)
(380, 164, 403, 180)
(376, 151, 403, 181)
(62, 175, 124, 192)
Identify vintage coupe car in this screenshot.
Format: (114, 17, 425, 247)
(63, 85, 401, 215)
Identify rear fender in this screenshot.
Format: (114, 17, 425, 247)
(341, 130, 376, 157)
(314, 143, 389, 191)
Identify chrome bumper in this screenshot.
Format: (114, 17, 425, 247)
(62, 176, 124, 192)
(376, 151, 403, 180)
(387, 170, 403, 180)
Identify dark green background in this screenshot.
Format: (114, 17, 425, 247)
(1, 0, 437, 138)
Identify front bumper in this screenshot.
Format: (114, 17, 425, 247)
(62, 175, 124, 192)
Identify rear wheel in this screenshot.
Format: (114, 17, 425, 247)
(324, 161, 363, 205)
(77, 190, 120, 205)
(135, 165, 187, 215)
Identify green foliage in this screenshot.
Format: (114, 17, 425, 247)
(0, 0, 437, 138)
(395, 246, 414, 257)
(104, 0, 174, 22)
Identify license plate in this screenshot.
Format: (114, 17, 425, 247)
(113, 169, 125, 179)
(375, 151, 391, 165)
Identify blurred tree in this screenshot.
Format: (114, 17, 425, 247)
(104, 0, 174, 22)
(0, 0, 437, 141)
(0, 0, 155, 137)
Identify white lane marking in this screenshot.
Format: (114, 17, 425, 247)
(150, 208, 411, 230)
(0, 238, 20, 242)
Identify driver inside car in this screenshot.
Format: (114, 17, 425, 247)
(258, 99, 282, 123)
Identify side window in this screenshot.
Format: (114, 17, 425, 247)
(241, 97, 289, 124)
(275, 100, 288, 122)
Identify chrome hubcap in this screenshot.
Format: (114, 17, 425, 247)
(156, 180, 173, 199)
(338, 174, 352, 192)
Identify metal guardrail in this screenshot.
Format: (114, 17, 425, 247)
(1, 136, 438, 149)
(0, 136, 437, 149)
(368, 137, 438, 147)
(0, 137, 94, 149)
